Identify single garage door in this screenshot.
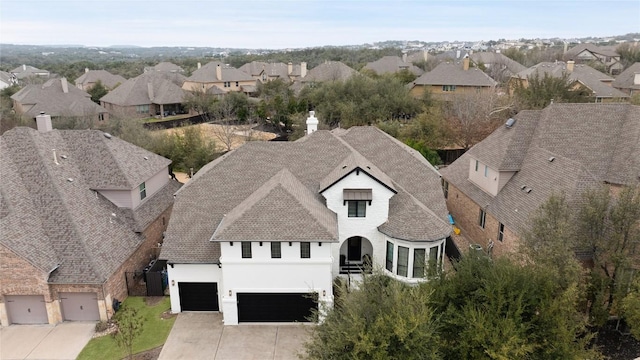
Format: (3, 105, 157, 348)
(179, 282, 219, 311)
(237, 293, 317, 323)
(60, 292, 100, 321)
(5, 295, 48, 324)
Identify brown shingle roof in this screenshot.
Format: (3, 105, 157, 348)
(161, 127, 450, 264)
(612, 62, 640, 92)
(74, 70, 126, 89)
(187, 61, 254, 83)
(363, 56, 424, 76)
(100, 72, 187, 106)
(301, 61, 357, 83)
(0, 127, 177, 283)
(412, 61, 497, 87)
(441, 103, 640, 235)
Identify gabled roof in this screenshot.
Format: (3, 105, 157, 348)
(213, 169, 337, 241)
(0, 127, 178, 283)
(10, 64, 50, 79)
(441, 103, 640, 235)
(406, 50, 429, 64)
(145, 62, 184, 73)
(565, 44, 619, 58)
(319, 152, 396, 194)
(100, 72, 187, 106)
(74, 70, 126, 89)
(612, 62, 640, 91)
(11, 78, 107, 118)
(470, 52, 527, 75)
(161, 126, 450, 264)
(186, 61, 254, 83)
(363, 56, 424, 76)
(412, 61, 497, 87)
(239, 61, 290, 79)
(513, 62, 629, 98)
(301, 61, 357, 83)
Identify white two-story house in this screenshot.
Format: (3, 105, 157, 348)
(160, 113, 451, 325)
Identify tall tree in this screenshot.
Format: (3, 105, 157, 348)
(513, 72, 592, 110)
(87, 80, 108, 104)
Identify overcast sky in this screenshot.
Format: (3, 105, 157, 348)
(1, 0, 639, 48)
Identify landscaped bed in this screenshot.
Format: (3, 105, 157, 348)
(77, 296, 176, 360)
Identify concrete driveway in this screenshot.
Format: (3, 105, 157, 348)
(0, 322, 95, 360)
(158, 313, 311, 360)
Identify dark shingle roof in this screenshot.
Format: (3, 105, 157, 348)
(11, 78, 108, 118)
(470, 52, 527, 76)
(565, 44, 619, 58)
(238, 62, 291, 79)
(187, 61, 254, 83)
(412, 61, 497, 87)
(301, 61, 357, 83)
(74, 70, 126, 89)
(10, 64, 50, 79)
(0, 127, 177, 284)
(441, 103, 640, 235)
(100, 72, 187, 106)
(161, 127, 450, 264)
(612, 62, 640, 92)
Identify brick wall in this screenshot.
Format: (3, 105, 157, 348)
(0, 244, 51, 301)
(445, 183, 520, 257)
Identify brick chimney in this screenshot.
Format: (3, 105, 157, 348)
(306, 111, 318, 135)
(61, 77, 69, 93)
(36, 112, 53, 132)
(288, 62, 293, 75)
(216, 64, 222, 81)
(300, 62, 307, 78)
(567, 60, 575, 73)
(463, 56, 470, 71)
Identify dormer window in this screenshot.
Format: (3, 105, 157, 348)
(139, 182, 147, 200)
(344, 189, 372, 218)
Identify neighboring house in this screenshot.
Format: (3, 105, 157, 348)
(11, 78, 109, 122)
(408, 57, 497, 99)
(470, 52, 527, 83)
(100, 72, 189, 119)
(290, 61, 358, 93)
(238, 61, 307, 83)
(160, 114, 451, 325)
(74, 69, 126, 91)
(0, 114, 180, 325)
(182, 61, 257, 95)
(362, 56, 424, 76)
(612, 62, 640, 96)
(405, 50, 430, 65)
(440, 103, 640, 257)
(10, 64, 50, 81)
(509, 61, 629, 102)
(564, 44, 623, 74)
(144, 62, 185, 74)
(0, 71, 18, 89)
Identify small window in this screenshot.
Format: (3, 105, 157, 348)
(475, 159, 479, 171)
(397, 246, 409, 277)
(479, 209, 486, 229)
(347, 200, 367, 217)
(442, 85, 456, 92)
(136, 104, 150, 114)
(300, 242, 311, 258)
(428, 247, 439, 275)
(386, 241, 394, 272)
(235, 81, 239, 87)
(484, 165, 489, 177)
(412, 248, 426, 278)
(498, 223, 505, 242)
(442, 180, 449, 199)
(98, 113, 104, 121)
(241, 242, 252, 258)
(139, 182, 147, 200)
(271, 242, 281, 258)
(262, 74, 266, 81)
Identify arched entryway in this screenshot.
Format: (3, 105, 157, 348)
(339, 236, 373, 274)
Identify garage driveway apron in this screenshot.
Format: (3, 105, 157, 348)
(158, 312, 311, 360)
(0, 322, 95, 360)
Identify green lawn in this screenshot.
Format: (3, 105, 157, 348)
(77, 297, 176, 360)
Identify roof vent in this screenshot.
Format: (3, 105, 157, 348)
(548, 156, 555, 162)
(521, 185, 527, 190)
(525, 187, 532, 193)
(505, 118, 516, 128)
(143, 156, 149, 160)
(67, 178, 74, 182)
(60, 155, 68, 159)
(103, 132, 112, 139)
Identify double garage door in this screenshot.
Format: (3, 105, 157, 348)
(5, 292, 99, 324)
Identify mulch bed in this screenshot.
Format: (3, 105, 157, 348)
(130, 346, 163, 360)
(593, 322, 640, 360)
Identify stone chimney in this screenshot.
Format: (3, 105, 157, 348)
(567, 60, 575, 73)
(197, 62, 201, 69)
(634, 73, 640, 85)
(306, 111, 318, 135)
(402, 53, 407, 62)
(463, 56, 470, 71)
(61, 77, 69, 93)
(147, 83, 154, 101)
(216, 64, 222, 81)
(85, 68, 89, 73)
(288, 62, 293, 75)
(300, 62, 307, 78)
(36, 112, 53, 132)
(456, 50, 461, 59)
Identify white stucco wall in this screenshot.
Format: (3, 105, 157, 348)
(167, 263, 223, 313)
(321, 170, 396, 275)
(219, 241, 333, 325)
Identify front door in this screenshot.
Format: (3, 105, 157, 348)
(347, 237, 362, 261)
